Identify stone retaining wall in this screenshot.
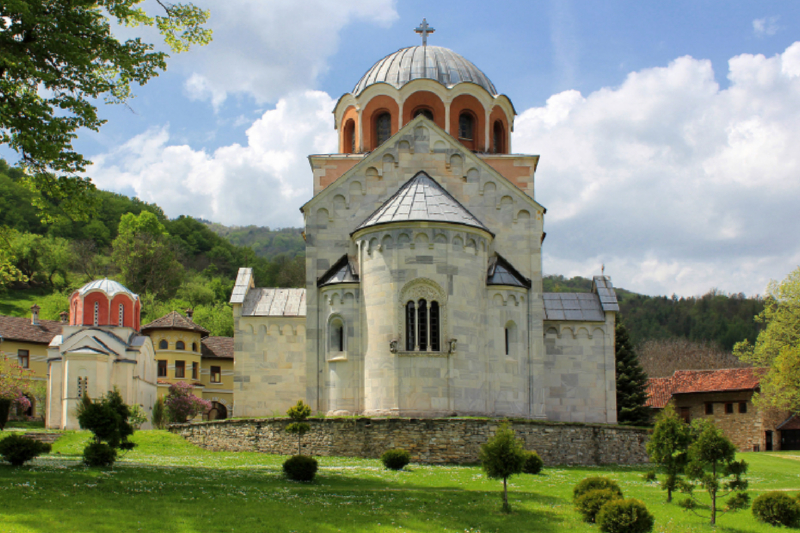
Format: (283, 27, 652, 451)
(170, 418, 650, 465)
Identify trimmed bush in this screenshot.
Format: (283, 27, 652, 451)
(83, 442, 117, 467)
(574, 476, 623, 502)
(381, 448, 411, 471)
(642, 470, 656, 482)
(0, 435, 51, 466)
(522, 451, 544, 475)
(752, 492, 800, 527)
(576, 489, 623, 523)
(283, 454, 318, 482)
(596, 498, 655, 533)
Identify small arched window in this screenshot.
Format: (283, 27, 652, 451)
(176, 340, 185, 350)
(158, 339, 168, 350)
(192, 342, 198, 352)
(93, 302, 99, 326)
(405, 299, 440, 352)
(375, 112, 391, 147)
(505, 321, 517, 357)
(118, 304, 124, 326)
(493, 120, 505, 154)
(329, 318, 344, 353)
(413, 108, 433, 121)
(458, 112, 474, 140)
(343, 119, 355, 154)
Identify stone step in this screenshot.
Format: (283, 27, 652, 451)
(22, 432, 63, 445)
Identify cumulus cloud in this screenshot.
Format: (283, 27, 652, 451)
(515, 42, 800, 296)
(176, 0, 398, 107)
(89, 91, 337, 227)
(753, 16, 780, 37)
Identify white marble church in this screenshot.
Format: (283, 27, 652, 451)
(231, 22, 620, 423)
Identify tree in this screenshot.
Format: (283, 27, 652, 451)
(734, 266, 800, 412)
(76, 388, 137, 467)
(479, 422, 528, 513)
(285, 400, 312, 455)
(646, 405, 693, 502)
(615, 321, 650, 425)
(680, 420, 749, 525)
(164, 382, 211, 423)
(112, 211, 185, 296)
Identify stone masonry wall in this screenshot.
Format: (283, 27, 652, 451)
(170, 417, 650, 466)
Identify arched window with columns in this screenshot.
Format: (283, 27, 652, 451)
(400, 278, 446, 353)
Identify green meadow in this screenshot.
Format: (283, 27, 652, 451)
(1, 430, 799, 532)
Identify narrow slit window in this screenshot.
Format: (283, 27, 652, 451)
(417, 299, 428, 351)
(118, 304, 124, 326)
(192, 362, 198, 380)
(430, 301, 440, 352)
(406, 301, 416, 351)
(505, 328, 510, 355)
(93, 302, 99, 326)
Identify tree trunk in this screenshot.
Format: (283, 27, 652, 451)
(710, 461, 717, 525)
(503, 477, 508, 508)
(297, 434, 301, 455)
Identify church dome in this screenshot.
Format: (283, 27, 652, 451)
(77, 278, 139, 300)
(353, 46, 497, 96)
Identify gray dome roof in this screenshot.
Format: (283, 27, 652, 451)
(77, 279, 138, 300)
(353, 46, 497, 96)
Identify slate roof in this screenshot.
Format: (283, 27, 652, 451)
(353, 46, 497, 96)
(318, 255, 359, 287)
(201, 336, 234, 359)
(487, 255, 531, 288)
(76, 278, 138, 300)
(230, 268, 253, 304)
(141, 311, 210, 335)
(355, 171, 491, 234)
(645, 368, 764, 409)
(592, 276, 620, 312)
(0, 315, 62, 344)
(543, 293, 606, 322)
(241, 288, 307, 317)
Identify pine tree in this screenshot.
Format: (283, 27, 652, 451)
(615, 321, 650, 425)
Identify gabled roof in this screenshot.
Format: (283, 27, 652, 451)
(543, 293, 606, 322)
(201, 336, 234, 359)
(242, 288, 306, 317)
(141, 311, 210, 335)
(0, 315, 62, 344)
(318, 255, 359, 287)
(593, 276, 620, 312)
(645, 368, 764, 409)
(487, 255, 531, 288)
(354, 171, 491, 235)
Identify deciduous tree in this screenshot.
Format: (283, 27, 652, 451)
(479, 422, 527, 513)
(646, 405, 693, 502)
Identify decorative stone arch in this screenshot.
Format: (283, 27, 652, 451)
(381, 234, 394, 249)
(398, 278, 448, 354)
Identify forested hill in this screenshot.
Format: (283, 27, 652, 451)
(203, 223, 304, 260)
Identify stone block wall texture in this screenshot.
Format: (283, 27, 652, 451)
(170, 417, 650, 466)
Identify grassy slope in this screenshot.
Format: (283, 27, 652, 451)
(1, 430, 799, 532)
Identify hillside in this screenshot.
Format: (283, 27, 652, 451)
(203, 223, 304, 260)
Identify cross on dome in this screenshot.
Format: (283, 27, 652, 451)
(415, 18, 435, 46)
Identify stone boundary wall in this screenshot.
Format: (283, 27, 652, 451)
(170, 418, 650, 465)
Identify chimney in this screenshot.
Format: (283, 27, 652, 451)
(59, 311, 69, 324)
(30, 304, 40, 326)
(185, 308, 194, 319)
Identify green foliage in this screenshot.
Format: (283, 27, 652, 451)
(646, 405, 693, 502)
(282, 454, 318, 482)
(82, 441, 117, 468)
(596, 498, 655, 533)
(152, 397, 166, 429)
(573, 477, 623, 502)
(642, 470, 656, 482)
(128, 404, 148, 430)
(76, 388, 136, 467)
(381, 449, 411, 471)
(286, 400, 312, 455)
(734, 266, 800, 412)
(576, 489, 623, 523)
(205, 224, 305, 261)
(522, 450, 544, 475)
(0, 434, 51, 466)
(615, 322, 650, 425)
(752, 492, 800, 527)
(479, 422, 527, 512)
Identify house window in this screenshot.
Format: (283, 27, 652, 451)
(157, 360, 167, 378)
(192, 342, 197, 352)
(680, 407, 691, 424)
(739, 402, 747, 414)
(211, 366, 221, 383)
(458, 112, 474, 140)
(175, 360, 185, 378)
(158, 339, 168, 350)
(413, 108, 433, 121)
(375, 112, 391, 147)
(192, 362, 198, 380)
(705, 402, 714, 415)
(18, 350, 29, 369)
(405, 299, 441, 352)
(725, 403, 734, 414)
(93, 302, 99, 326)
(176, 340, 185, 350)
(118, 304, 124, 326)
(329, 318, 344, 353)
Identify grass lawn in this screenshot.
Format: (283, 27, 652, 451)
(1, 430, 799, 533)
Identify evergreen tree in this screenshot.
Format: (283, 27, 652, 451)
(615, 321, 650, 425)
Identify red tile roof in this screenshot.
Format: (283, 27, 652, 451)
(201, 336, 233, 359)
(646, 368, 764, 409)
(0, 315, 62, 344)
(778, 415, 800, 431)
(141, 311, 210, 335)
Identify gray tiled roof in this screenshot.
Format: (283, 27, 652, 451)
(487, 255, 531, 288)
(355, 172, 490, 233)
(318, 255, 359, 287)
(543, 293, 606, 322)
(592, 276, 620, 312)
(230, 268, 253, 304)
(353, 46, 497, 96)
(242, 288, 306, 317)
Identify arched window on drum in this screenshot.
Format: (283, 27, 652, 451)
(405, 299, 440, 352)
(375, 112, 391, 147)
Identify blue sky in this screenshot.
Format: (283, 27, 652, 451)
(6, 0, 800, 297)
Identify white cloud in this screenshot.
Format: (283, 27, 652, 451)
(89, 91, 337, 227)
(516, 42, 800, 296)
(175, 0, 398, 107)
(753, 16, 780, 37)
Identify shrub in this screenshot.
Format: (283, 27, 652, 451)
(752, 492, 800, 527)
(283, 454, 318, 482)
(574, 476, 623, 502)
(381, 449, 411, 470)
(576, 489, 623, 523)
(642, 470, 656, 482)
(83, 442, 117, 467)
(0, 434, 51, 466)
(522, 451, 544, 474)
(164, 382, 211, 423)
(596, 498, 655, 533)
(152, 397, 166, 429)
(128, 404, 148, 430)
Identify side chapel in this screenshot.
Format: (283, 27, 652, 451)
(232, 22, 620, 423)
